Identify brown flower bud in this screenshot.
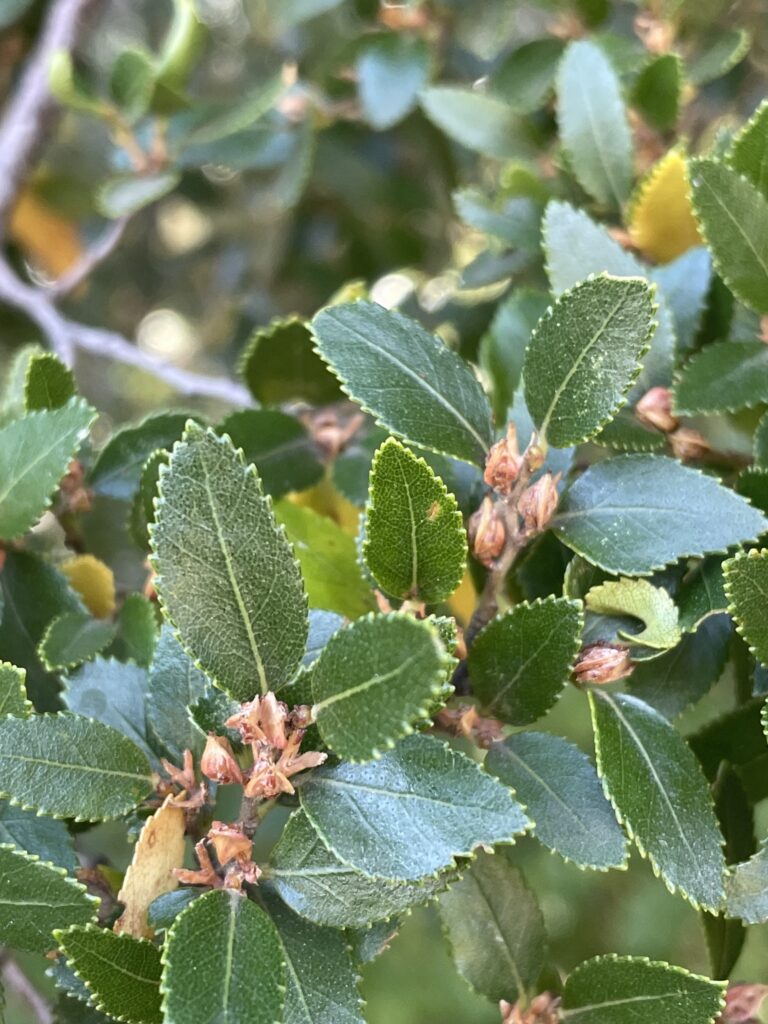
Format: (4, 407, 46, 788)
(200, 735, 243, 785)
(518, 473, 560, 534)
(484, 425, 522, 495)
(573, 643, 633, 685)
(636, 386, 679, 433)
(720, 984, 768, 1023)
(208, 822, 253, 867)
(500, 992, 559, 1024)
(468, 496, 506, 568)
(670, 427, 711, 462)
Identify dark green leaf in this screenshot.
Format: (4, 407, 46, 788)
(311, 613, 451, 762)
(263, 889, 364, 1024)
(239, 317, 341, 407)
(108, 594, 157, 668)
(129, 449, 168, 550)
(468, 597, 583, 725)
(110, 49, 156, 123)
(63, 658, 154, 762)
(146, 888, 202, 932)
(486, 732, 627, 870)
(364, 438, 466, 603)
(267, 809, 449, 928)
(674, 341, 768, 414)
(55, 926, 162, 1024)
(557, 40, 632, 206)
(24, 353, 76, 412)
(151, 422, 308, 700)
(311, 301, 494, 466)
(0, 399, 95, 541)
(39, 613, 117, 671)
(678, 557, 728, 632)
(161, 889, 286, 1024)
(592, 409, 665, 452)
(561, 955, 725, 1023)
(357, 34, 429, 130)
(0, 713, 154, 821)
(632, 54, 681, 133)
(524, 275, 656, 448)
(688, 28, 750, 85)
(755, 410, 768, 467)
(219, 409, 324, 499)
(590, 690, 726, 911)
(736, 466, 768, 515)
(651, 247, 711, 353)
(303, 610, 344, 666)
(90, 412, 193, 500)
(726, 845, 768, 923)
(554, 455, 767, 576)
(0, 800, 76, 871)
(478, 290, 549, 424)
(300, 733, 529, 881)
(729, 99, 768, 199)
(489, 37, 564, 112)
(689, 159, 768, 314)
(723, 548, 768, 667)
(0, 845, 97, 953)
(438, 849, 545, 1004)
(146, 625, 208, 764)
(420, 87, 534, 160)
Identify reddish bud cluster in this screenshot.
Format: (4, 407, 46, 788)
(468, 496, 506, 567)
(572, 643, 634, 685)
(518, 473, 560, 534)
(484, 425, 523, 495)
(719, 984, 768, 1023)
(500, 993, 559, 1024)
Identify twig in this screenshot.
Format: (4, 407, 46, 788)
(0, 0, 95, 228)
(0, 257, 253, 404)
(0, 957, 53, 1024)
(46, 215, 130, 297)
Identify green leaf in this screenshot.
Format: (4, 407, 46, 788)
(24, 353, 76, 412)
(678, 557, 728, 632)
(486, 732, 628, 870)
(523, 275, 656, 448)
(129, 449, 168, 549)
(311, 613, 451, 762)
(267, 809, 449, 928)
(151, 422, 308, 700)
(98, 172, 180, 219)
(0, 713, 154, 821)
(161, 889, 286, 1024)
(726, 844, 768, 923)
(454, 191, 542, 249)
(146, 625, 207, 764)
(55, 926, 162, 1024)
(179, 75, 284, 145)
(674, 341, 768, 415)
(274, 500, 376, 622)
(561, 955, 725, 1023)
(363, 438, 467, 603)
(0, 662, 31, 717)
(110, 49, 156, 123)
(263, 889, 364, 1024)
(632, 54, 681, 133)
(729, 99, 768, 199)
(218, 409, 324, 499)
(303, 610, 344, 667)
(688, 28, 750, 86)
(239, 317, 341, 407)
(755, 411, 768, 468)
(723, 548, 768, 668)
(300, 733, 529, 881)
(557, 40, 632, 206)
(438, 849, 545, 1005)
(543, 201, 676, 389)
(592, 409, 665, 453)
(736, 466, 768, 516)
(627, 615, 732, 720)
(90, 412, 193, 500)
(147, 889, 202, 932)
(39, 613, 116, 672)
(689, 159, 768, 314)
(590, 690, 726, 911)
(0, 800, 76, 871)
(585, 577, 680, 652)
(1, 343, 42, 423)
(108, 594, 157, 668)
(468, 597, 583, 726)
(0, 399, 95, 541)
(489, 37, 564, 112)
(553, 454, 767, 576)
(651, 247, 711, 353)
(419, 87, 534, 160)
(357, 34, 429, 130)
(311, 301, 494, 466)
(63, 658, 154, 762)
(478, 290, 549, 424)
(0, 845, 97, 953)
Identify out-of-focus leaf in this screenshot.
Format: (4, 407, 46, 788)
(357, 34, 429, 130)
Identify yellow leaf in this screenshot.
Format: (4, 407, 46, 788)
(61, 554, 116, 618)
(288, 476, 359, 535)
(115, 796, 186, 938)
(628, 149, 703, 264)
(448, 568, 476, 626)
(10, 188, 82, 280)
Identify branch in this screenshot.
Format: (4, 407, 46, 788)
(0, 0, 95, 228)
(0, 957, 53, 1024)
(0, 258, 253, 405)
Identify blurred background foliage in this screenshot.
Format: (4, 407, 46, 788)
(3, 0, 768, 1020)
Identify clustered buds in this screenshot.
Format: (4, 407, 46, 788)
(500, 993, 559, 1024)
(200, 734, 243, 785)
(636, 386, 679, 433)
(518, 473, 560, 534)
(484, 424, 523, 495)
(159, 749, 207, 809)
(468, 495, 507, 567)
(174, 826, 261, 891)
(572, 643, 634, 685)
(669, 427, 711, 462)
(435, 705, 504, 749)
(719, 984, 768, 1023)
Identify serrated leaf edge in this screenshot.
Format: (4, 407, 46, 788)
(672, 340, 768, 416)
(0, 660, 32, 717)
(723, 547, 768, 668)
(38, 613, 116, 673)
